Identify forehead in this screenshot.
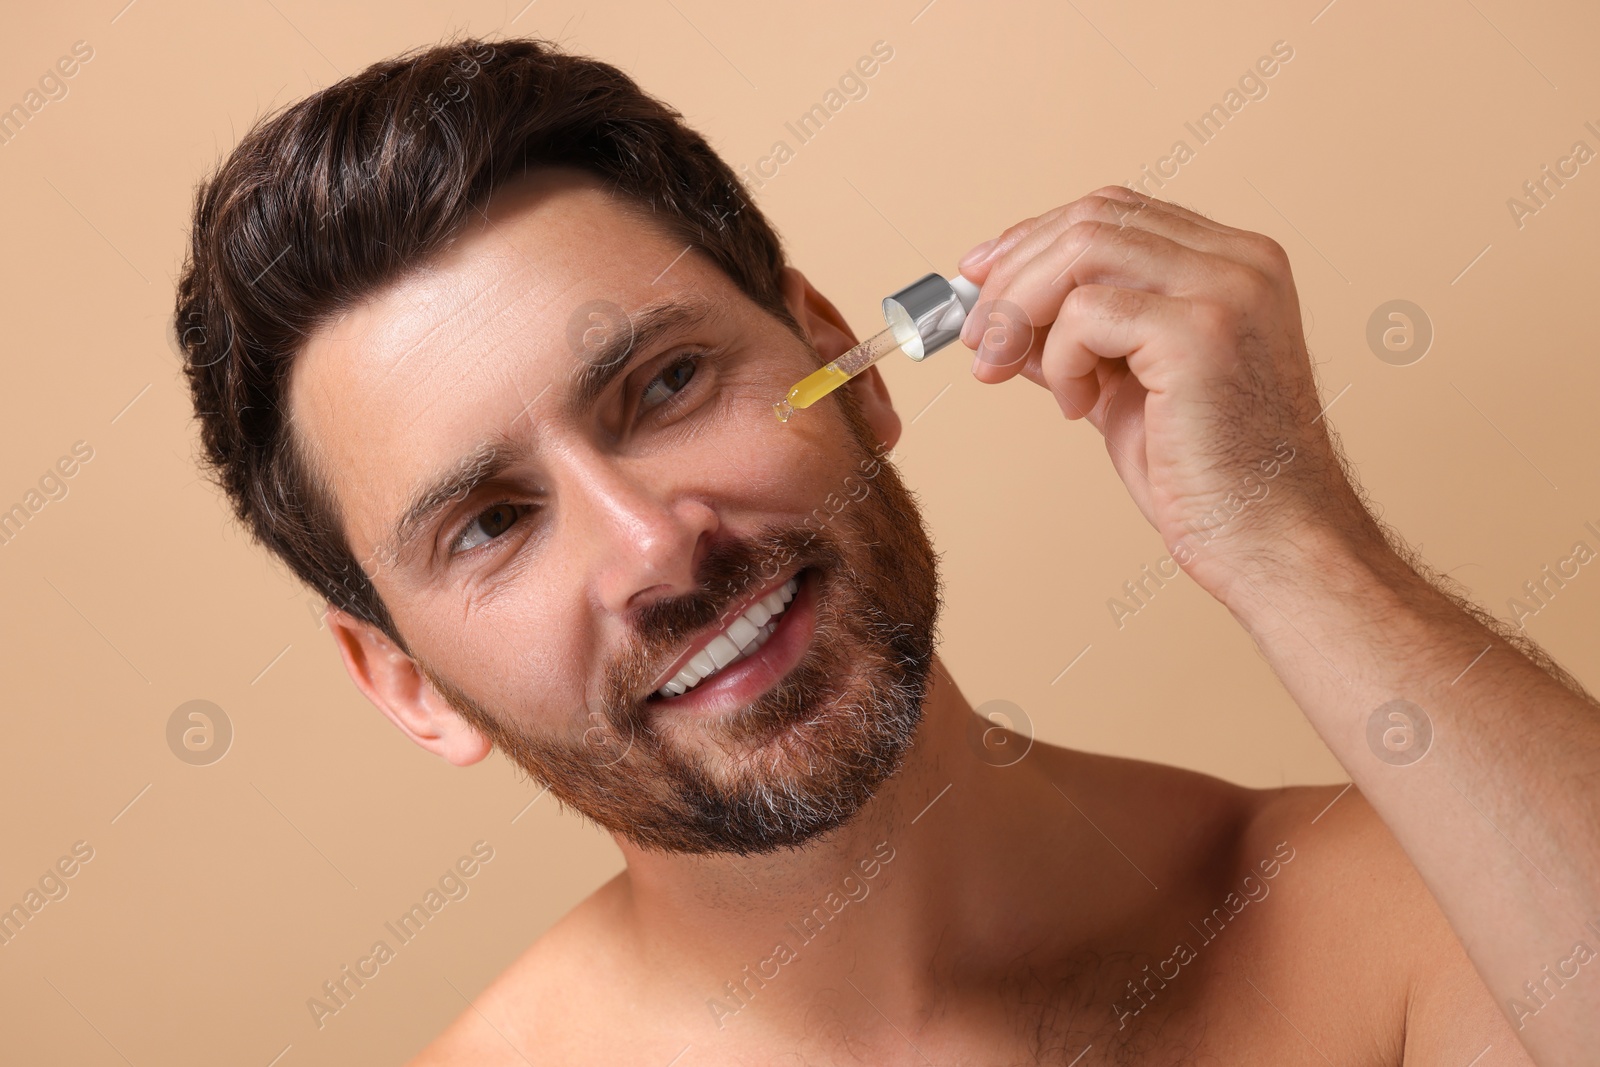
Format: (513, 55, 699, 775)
(286, 169, 737, 556)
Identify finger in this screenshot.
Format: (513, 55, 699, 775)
(970, 223, 1217, 376)
(1094, 363, 1152, 508)
(1056, 358, 1132, 425)
(1011, 354, 1156, 521)
(1037, 363, 1100, 421)
(968, 297, 1051, 385)
(966, 193, 1238, 310)
(958, 207, 1062, 281)
(1071, 285, 1195, 394)
(1037, 284, 1147, 418)
(1083, 186, 1247, 249)
(958, 193, 1191, 281)
(1016, 286, 1189, 420)
(960, 198, 1239, 352)
(962, 185, 1278, 288)
(1097, 186, 1237, 237)
(1100, 185, 1289, 276)
(1009, 286, 1135, 418)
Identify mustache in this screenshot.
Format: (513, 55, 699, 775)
(601, 526, 843, 710)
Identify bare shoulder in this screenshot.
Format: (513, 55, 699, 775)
(406, 872, 635, 1066)
(1241, 782, 1534, 1066)
(1040, 749, 1532, 1064)
(1031, 745, 1257, 837)
(1029, 745, 1264, 887)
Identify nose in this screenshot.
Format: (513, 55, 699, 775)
(572, 456, 718, 614)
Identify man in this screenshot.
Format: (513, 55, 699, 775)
(175, 36, 1598, 1066)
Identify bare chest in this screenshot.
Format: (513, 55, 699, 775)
(535, 933, 1390, 1067)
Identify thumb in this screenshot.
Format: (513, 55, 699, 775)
(1095, 365, 1157, 528)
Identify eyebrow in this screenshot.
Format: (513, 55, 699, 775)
(563, 294, 725, 416)
(384, 295, 726, 560)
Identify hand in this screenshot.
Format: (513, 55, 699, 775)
(956, 186, 1377, 603)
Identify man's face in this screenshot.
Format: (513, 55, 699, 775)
(289, 169, 941, 855)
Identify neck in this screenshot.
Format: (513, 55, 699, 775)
(610, 655, 1098, 1011)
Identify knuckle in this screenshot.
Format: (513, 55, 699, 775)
(1000, 217, 1035, 244)
(1064, 217, 1108, 248)
(1190, 301, 1239, 343)
(1214, 260, 1273, 306)
(1063, 283, 1101, 317)
(983, 217, 1042, 282)
(1091, 183, 1140, 204)
(1253, 234, 1290, 270)
(1066, 195, 1110, 221)
(1237, 264, 1277, 304)
(1102, 286, 1145, 322)
(1066, 194, 1130, 228)
(1036, 204, 1072, 229)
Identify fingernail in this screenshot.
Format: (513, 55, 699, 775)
(959, 237, 998, 269)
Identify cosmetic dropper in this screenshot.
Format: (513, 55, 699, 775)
(773, 271, 981, 422)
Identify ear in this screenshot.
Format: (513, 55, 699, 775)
(778, 265, 903, 453)
(324, 607, 493, 767)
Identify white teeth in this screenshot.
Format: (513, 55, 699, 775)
(687, 649, 718, 679)
(704, 634, 740, 669)
(655, 577, 801, 699)
(727, 616, 760, 650)
(735, 620, 777, 661)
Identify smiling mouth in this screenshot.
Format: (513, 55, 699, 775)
(652, 575, 800, 700)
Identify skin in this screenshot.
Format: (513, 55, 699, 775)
(288, 170, 1596, 1065)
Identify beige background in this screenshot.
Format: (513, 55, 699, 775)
(2, 0, 1597, 1062)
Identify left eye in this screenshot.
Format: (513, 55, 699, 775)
(639, 355, 698, 411)
(452, 502, 525, 555)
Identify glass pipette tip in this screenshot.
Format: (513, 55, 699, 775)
(772, 325, 908, 422)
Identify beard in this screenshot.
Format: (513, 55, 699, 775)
(417, 397, 943, 856)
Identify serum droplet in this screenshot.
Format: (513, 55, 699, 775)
(770, 326, 910, 422)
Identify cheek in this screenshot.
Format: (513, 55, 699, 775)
(413, 582, 595, 733)
(714, 407, 862, 524)
(700, 360, 866, 517)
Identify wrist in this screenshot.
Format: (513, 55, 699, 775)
(1204, 511, 1420, 628)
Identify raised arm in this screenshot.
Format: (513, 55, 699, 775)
(955, 186, 1600, 1067)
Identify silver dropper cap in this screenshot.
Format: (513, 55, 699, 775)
(882, 272, 982, 362)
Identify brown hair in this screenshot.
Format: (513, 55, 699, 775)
(173, 36, 799, 651)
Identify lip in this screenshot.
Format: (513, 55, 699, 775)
(644, 568, 817, 714)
